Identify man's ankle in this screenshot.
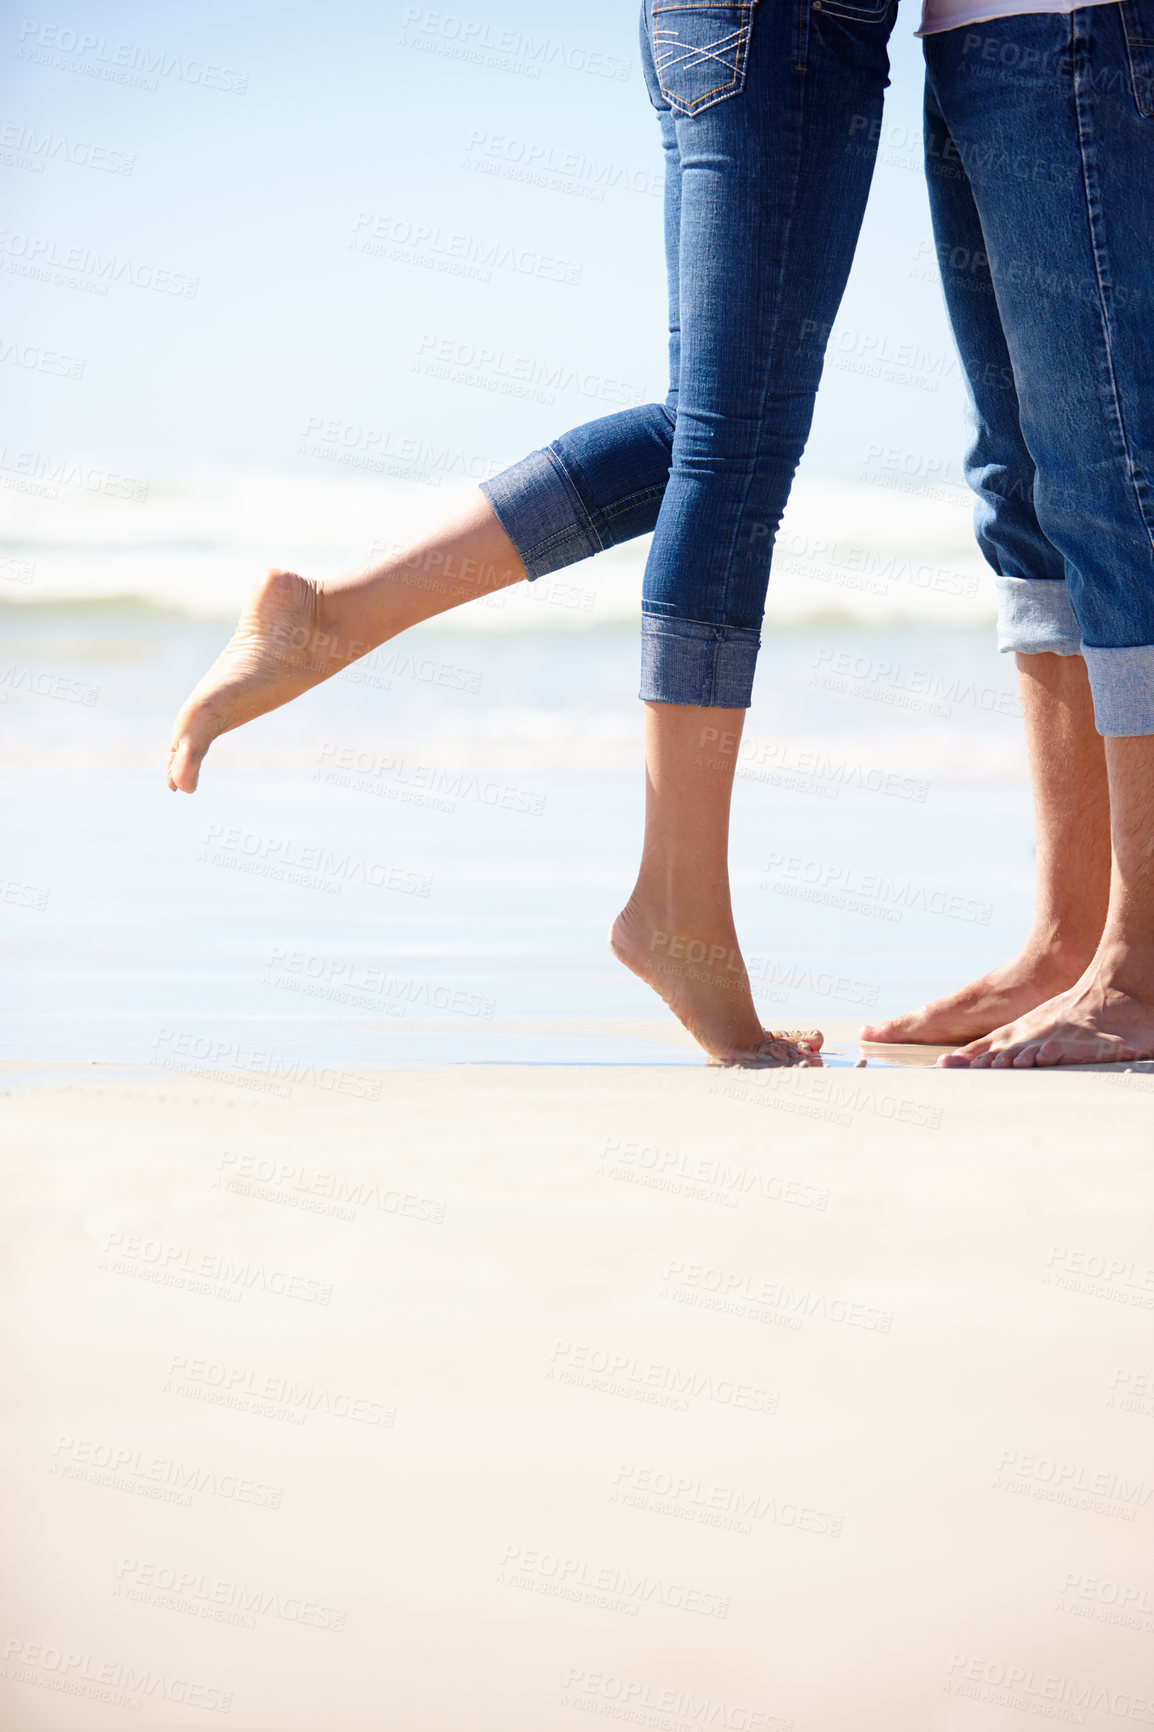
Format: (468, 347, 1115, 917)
(1022, 928, 1101, 975)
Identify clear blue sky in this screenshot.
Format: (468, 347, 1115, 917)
(2, 0, 967, 485)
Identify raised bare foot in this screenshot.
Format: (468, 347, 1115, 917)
(860, 943, 1094, 1046)
(610, 897, 822, 1067)
(938, 955, 1154, 1068)
(167, 568, 346, 792)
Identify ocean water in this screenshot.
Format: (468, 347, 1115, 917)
(1, 472, 1033, 1069)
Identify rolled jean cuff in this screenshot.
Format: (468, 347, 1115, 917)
(995, 575, 1082, 657)
(639, 613, 761, 707)
(1082, 645, 1154, 737)
(479, 447, 599, 580)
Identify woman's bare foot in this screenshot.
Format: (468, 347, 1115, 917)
(168, 568, 345, 792)
(938, 951, 1154, 1067)
(860, 941, 1094, 1046)
(610, 897, 822, 1067)
(168, 494, 531, 793)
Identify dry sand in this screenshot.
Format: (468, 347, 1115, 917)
(2, 1030, 1152, 1732)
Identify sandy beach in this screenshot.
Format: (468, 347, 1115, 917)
(7, 4, 1153, 1717)
(3, 1039, 1153, 1731)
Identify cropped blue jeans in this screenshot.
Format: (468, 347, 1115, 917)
(481, 0, 898, 706)
(924, 5, 1154, 736)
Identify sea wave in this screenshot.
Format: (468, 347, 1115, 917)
(0, 467, 993, 631)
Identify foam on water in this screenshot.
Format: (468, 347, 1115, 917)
(2, 467, 993, 630)
(1, 565, 1032, 1064)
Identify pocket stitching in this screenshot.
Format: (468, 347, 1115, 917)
(813, 0, 890, 20)
(651, 0, 756, 114)
(1120, 6, 1154, 118)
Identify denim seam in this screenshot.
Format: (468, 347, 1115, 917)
(548, 444, 669, 545)
(718, 48, 807, 631)
(641, 610, 760, 639)
(598, 484, 669, 527)
(519, 522, 594, 565)
(1072, 10, 1154, 561)
(640, 614, 759, 707)
(506, 447, 600, 568)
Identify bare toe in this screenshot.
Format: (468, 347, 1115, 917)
(1034, 1039, 1068, 1067)
(717, 1037, 811, 1069)
(937, 1036, 993, 1068)
(164, 568, 325, 794)
(167, 729, 206, 794)
(768, 1027, 823, 1052)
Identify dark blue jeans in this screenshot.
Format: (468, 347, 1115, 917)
(482, 0, 897, 706)
(925, 4, 1154, 735)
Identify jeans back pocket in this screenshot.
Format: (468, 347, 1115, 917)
(812, 0, 890, 22)
(1121, 0, 1154, 117)
(649, 0, 759, 115)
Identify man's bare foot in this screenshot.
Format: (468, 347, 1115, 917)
(610, 897, 822, 1067)
(860, 943, 1094, 1046)
(938, 953, 1154, 1067)
(168, 568, 345, 793)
